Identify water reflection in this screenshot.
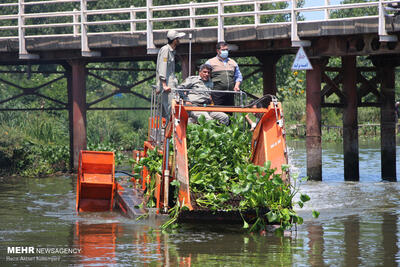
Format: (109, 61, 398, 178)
(307, 223, 324, 267)
(75, 222, 117, 266)
(71, 211, 400, 266)
(172, 226, 297, 266)
(1, 166, 400, 265)
(287, 138, 400, 182)
(318, 212, 399, 267)
(382, 213, 399, 267)
(73, 221, 189, 266)
(343, 215, 360, 267)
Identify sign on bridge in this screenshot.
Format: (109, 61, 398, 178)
(292, 47, 313, 70)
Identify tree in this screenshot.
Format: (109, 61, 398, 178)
(330, 0, 377, 19)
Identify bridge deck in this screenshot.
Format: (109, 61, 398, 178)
(1, 16, 400, 63)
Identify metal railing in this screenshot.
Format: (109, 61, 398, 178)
(149, 85, 164, 146)
(173, 88, 248, 107)
(0, 0, 399, 58)
(148, 86, 249, 145)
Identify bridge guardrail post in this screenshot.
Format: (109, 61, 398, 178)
(291, 0, 310, 47)
(146, 0, 157, 54)
(18, 0, 26, 56)
(218, 0, 224, 42)
(379, 0, 398, 42)
(80, 0, 88, 53)
(80, 0, 100, 57)
(291, 0, 297, 44)
(254, 1, 260, 27)
(190, 2, 195, 29)
(324, 0, 330, 20)
(130, 5, 136, 34)
(73, 8, 79, 37)
(18, 0, 38, 59)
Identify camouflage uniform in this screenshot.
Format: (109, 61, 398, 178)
(180, 75, 229, 125)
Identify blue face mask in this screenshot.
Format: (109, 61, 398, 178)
(220, 50, 229, 59)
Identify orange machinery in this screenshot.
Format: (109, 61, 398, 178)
(75, 96, 288, 218)
(76, 150, 115, 212)
(144, 97, 288, 214)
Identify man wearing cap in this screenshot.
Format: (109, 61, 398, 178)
(156, 29, 185, 120)
(205, 41, 243, 106)
(178, 64, 229, 125)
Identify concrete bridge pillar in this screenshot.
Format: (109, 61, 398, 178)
(67, 60, 87, 170)
(342, 56, 359, 181)
(306, 59, 323, 181)
(379, 63, 396, 181)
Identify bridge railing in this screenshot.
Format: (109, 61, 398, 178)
(0, 0, 398, 58)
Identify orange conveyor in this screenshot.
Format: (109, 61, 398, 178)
(76, 150, 116, 212)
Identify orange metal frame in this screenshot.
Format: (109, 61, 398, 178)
(138, 100, 288, 212)
(250, 102, 288, 175)
(74, 99, 288, 217)
(76, 150, 116, 212)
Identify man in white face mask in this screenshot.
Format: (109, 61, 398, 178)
(205, 42, 242, 106)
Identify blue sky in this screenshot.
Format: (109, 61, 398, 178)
(302, 0, 343, 21)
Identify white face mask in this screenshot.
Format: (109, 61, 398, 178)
(220, 50, 228, 59)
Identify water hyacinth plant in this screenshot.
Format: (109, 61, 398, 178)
(134, 115, 317, 235)
(186, 115, 317, 234)
(132, 148, 163, 208)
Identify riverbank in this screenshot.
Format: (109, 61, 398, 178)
(2, 120, 398, 177)
(281, 97, 397, 142)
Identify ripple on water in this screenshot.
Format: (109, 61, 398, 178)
(1, 146, 400, 267)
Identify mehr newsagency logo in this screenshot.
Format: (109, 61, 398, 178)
(5, 246, 81, 263)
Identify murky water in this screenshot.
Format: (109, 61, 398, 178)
(1, 139, 400, 266)
(288, 138, 400, 182)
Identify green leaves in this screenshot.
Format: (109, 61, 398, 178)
(267, 211, 279, 223)
(243, 220, 249, 229)
(312, 210, 320, 218)
(300, 194, 310, 203)
(185, 115, 319, 233)
(272, 176, 283, 185)
(187, 115, 252, 194)
(139, 149, 163, 175)
(160, 113, 319, 234)
(133, 148, 163, 209)
(264, 161, 271, 170)
(231, 184, 242, 195)
(170, 179, 180, 187)
(185, 116, 315, 233)
(197, 113, 206, 124)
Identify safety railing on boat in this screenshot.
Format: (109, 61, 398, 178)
(148, 86, 248, 146)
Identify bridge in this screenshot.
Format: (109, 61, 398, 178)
(0, 0, 399, 181)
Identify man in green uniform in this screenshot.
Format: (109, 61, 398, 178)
(205, 41, 243, 106)
(179, 64, 229, 125)
(156, 29, 185, 119)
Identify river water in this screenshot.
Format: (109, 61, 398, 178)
(1, 139, 400, 266)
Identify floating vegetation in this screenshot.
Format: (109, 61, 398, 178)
(134, 115, 318, 235)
